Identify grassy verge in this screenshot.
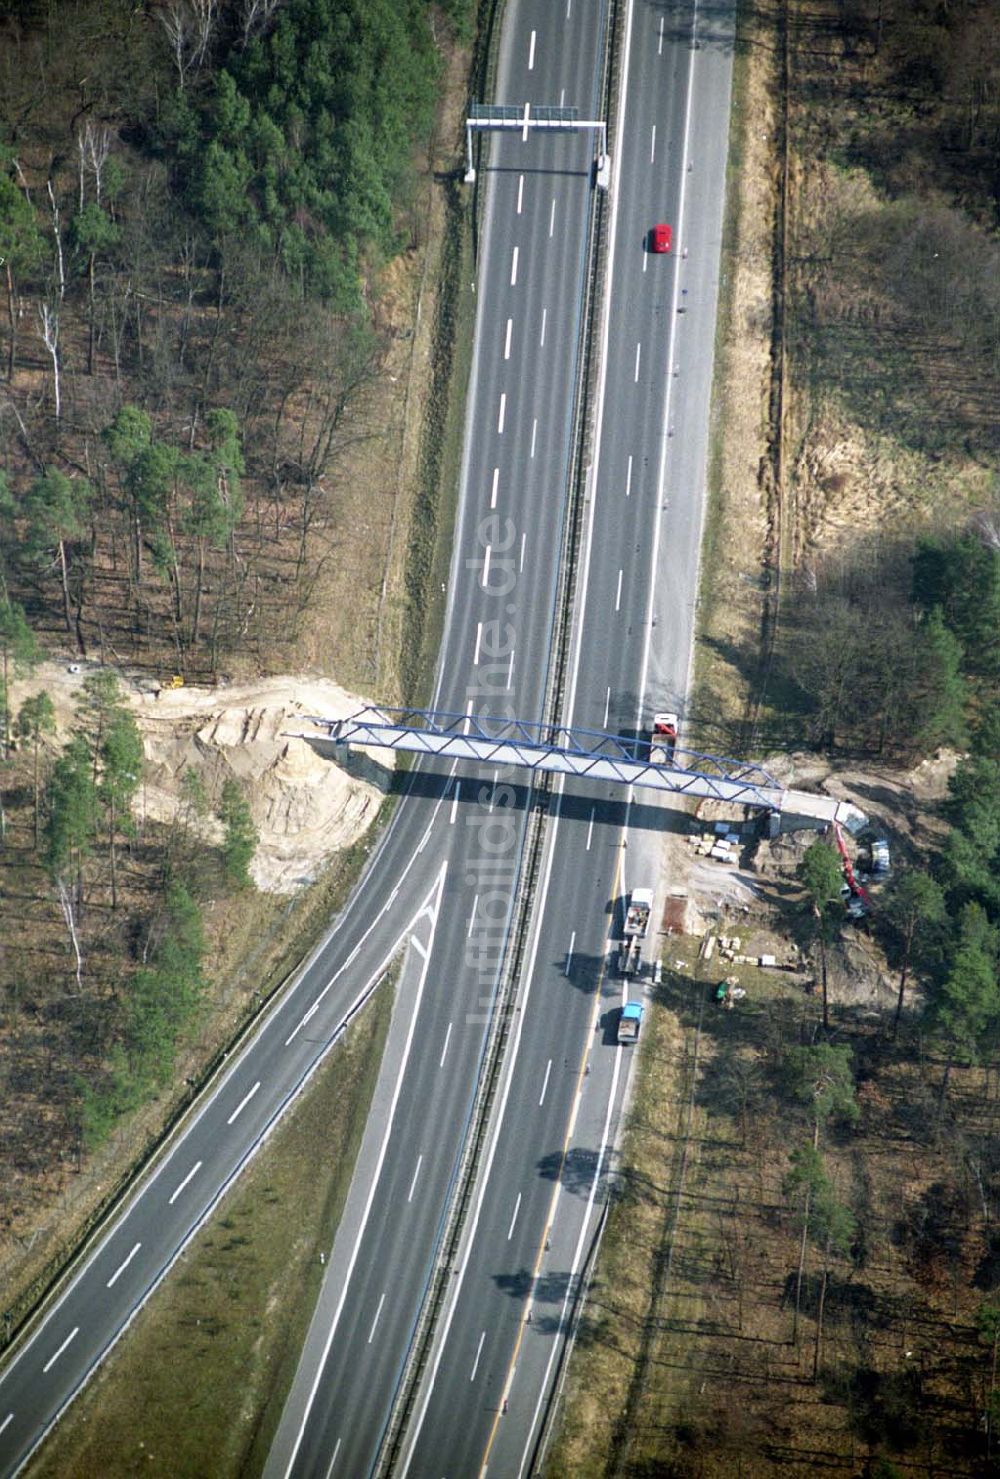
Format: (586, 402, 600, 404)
(402, 177, 477, 704)
(28, 976, 395, 1479)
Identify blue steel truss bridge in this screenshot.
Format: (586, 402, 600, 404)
(305, 707, 868, 833)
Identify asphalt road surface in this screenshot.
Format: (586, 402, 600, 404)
(0, 0, 735, 1473)
(0, 1, 609, 1475)
(396, 0, 737, 1474)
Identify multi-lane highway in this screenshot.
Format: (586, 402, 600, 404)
(0, 0, 736, 1474)
(0, 1, 608, 1474)
(396, 1, 737, 1473)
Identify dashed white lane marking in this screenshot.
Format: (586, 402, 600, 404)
(548, 199, 556, 237)
(227, 1080, 260, 1126)
(507, 1192, 522, 1241)
(506, 648, 515, 689)
(490, 466, 499, 508)
(504, 317, 513, 360)
(586, 806, 595, 850)
(540, 307, 547, 347)
(634, 342, 641, 382)
(560, 86, 565, 107)
(565, 930, 576, 975)
(519, 531, 526, 571)
(467, 896, 479, 938)
(464, 699, 474, 733)
(439, 1021, 453, 1067)
(0, 1414, 12, 1437)
(168, 1160, 202, 1206)
(510, 246, 519, 285)
(482, 544, 492, 587)
(566, 0, 572, 16)
(527, 29, 536, 69)
(470, 1330, 486, 1382)
(367, 1292, 386, 1344)
(626, 453, 633, 497)
(450, 780, 461, 824)
(325, 1438, 342, 1477)
(42, 1327, 79, 1374)
(106, 1242, 142, 1288)
(539, 1058, 553, 1106)
(489, 770, 499, 812)
(530, 418, 538, 458)
(497, 393, 506, 434)
(516, 174, 524, 214)
(650, 124, 656, 162)
(407, 1155, 423, 1203)
(615, 568, 623, 612)
(658, 14, 664, 52)
(474, 620, 483, 666)
(603, 686, 611, 727)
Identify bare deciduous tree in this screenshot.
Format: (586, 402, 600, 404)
(241, 0, 284, 47)
(155, 0, 217, 86)
(39, 303, 60, 420)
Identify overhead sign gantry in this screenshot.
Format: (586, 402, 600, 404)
(464, 103, 609, 187)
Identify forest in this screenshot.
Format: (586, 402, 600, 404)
(0, 0, 472, 1327)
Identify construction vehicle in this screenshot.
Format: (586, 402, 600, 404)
(618, 937, 641, 976)
(623, 887, 653, 938)
(650, 712, 678, 764)
(617, 1000, 644, 1044)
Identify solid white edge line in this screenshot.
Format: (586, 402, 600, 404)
(280, 863, 447, 1476)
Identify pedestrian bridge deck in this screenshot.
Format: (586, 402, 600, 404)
(305, 708, 867, 834)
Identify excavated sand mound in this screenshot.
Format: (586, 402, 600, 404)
(12, 665, 392, 895)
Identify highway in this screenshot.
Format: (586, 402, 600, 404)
(0, 1, 609, 1475)
(397, 0, 737, 1474)
(0, 0, 736, 1474)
